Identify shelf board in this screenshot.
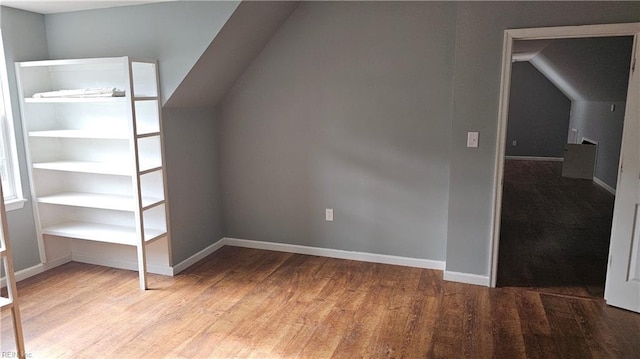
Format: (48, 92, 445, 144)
(29, 130, 129, 140)
(38, 192, 164, 211)
(42, 221, 166, 246)
(18, 57, 126, 68)
(0, 297, 13, 309)
(33, 161, 131, 176)
(25, 97, 126, 104)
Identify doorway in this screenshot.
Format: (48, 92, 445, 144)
(496, 36, 632, 298)
(489, 23, 640, 312)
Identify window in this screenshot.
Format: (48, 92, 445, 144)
(0, 32, 25, 211)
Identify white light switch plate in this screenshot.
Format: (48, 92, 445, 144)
(467, 132, 479, 148)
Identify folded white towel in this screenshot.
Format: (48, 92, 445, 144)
(33, 88, 125, 98)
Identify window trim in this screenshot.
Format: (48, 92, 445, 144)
(0, 31, 26, 212)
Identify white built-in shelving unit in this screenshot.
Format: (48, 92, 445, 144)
(15, 57, 171, 290)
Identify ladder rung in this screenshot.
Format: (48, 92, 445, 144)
(136, 132, 160, 139)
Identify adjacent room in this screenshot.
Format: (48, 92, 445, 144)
(498, 36, 632, 298)
(1, 1, 640, 357)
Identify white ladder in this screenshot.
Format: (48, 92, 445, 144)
(0, 182, 26, 358)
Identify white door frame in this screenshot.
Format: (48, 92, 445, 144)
(489, 22, 640, 288)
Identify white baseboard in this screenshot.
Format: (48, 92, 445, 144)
(71, 254, 173, 276)
(1, 264, 45, 288)
(1, 255, 71, 287)
(5, 239, 497, 288)
(43, 254, 73, 271)
(443, 270, 490, 287)
(3, 249, 180, 287)
(223, 237, 446, 270)
(172, 238, 225, 275)
(3, 252, 174, 287)
(505, 156, 564, 162)
(593, 176, 616, 195)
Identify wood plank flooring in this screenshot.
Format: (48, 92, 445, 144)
(2, 246, 639, 358)
(497, 160, 615, 298)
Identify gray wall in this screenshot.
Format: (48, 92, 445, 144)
(0, 6, 48, 271)
(162, 107, 223, 264)
(219, 1, 640, 276)
(45, 1, 240, 104)
(3, 1, 640, 278)
(569, 101, 625, 189)
(446, 1, 640, 276)
(506, 62, 571, 158)
(218, 2, 457, 261)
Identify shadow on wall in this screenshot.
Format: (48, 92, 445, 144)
(506, 61, 571, 158)
(161, 107, 223, 265)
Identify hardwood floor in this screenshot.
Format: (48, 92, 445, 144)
(497, 160, 615, 298)
(2, 246, 639, 358)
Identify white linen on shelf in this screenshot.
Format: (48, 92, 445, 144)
(32, 87, 125, 98)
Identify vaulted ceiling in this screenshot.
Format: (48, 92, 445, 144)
(1, 0, 172, 14)
(33, 0, 299, 108)
(7, 1, 632, 106)
(513, 36, 634, 102)
(164, 1, 299, 108)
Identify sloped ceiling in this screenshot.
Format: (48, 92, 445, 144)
(1, 0, 173, 14)
(515, 37, 633, 102)
(164, 1, 299, 108)
(44, 1, 242, 105)
(512, 39, 551, 62)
